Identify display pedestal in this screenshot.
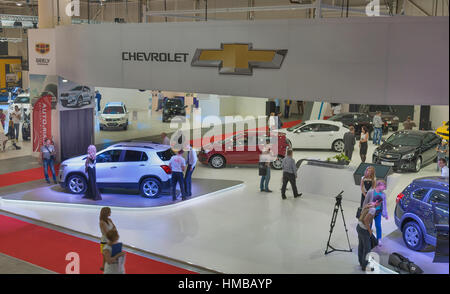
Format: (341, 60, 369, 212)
(296, 163, 400, 204)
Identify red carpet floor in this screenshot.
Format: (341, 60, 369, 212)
(0, 165, 59, 188)
(0, 215, 197, 274)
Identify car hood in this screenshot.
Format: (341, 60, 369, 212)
(101, 113, 126, 119)
(62, 154, 86, 165)
(376, 143, 417, 154)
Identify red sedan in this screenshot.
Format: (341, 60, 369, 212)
(198, 131, 289, 170)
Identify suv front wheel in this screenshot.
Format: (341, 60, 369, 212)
(402, 221, 426, 251)
(140, 178, 162, 198)
(67, 174, 87, 194)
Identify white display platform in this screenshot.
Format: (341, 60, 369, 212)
(297, 162, 401, 204)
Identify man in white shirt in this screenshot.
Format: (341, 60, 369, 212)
(11, 105, 21, 141)
(161, 132, 170, 146)
(169, 149, 186, 201)
(438, 158, 449, 178)
(184, 145, 198, 197)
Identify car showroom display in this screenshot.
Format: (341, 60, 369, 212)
(359, 104, 400, 131)
(284, 120, 348, 152)
(372, 130, 441, 172)
(59, 142, 174, 198)
(436, 121, 449, 141)
(162, 97, 187, 122)
(60, 85, 94, 108)
(99, 102, 130, 131)
(327, 112, 388, 139)
(9, 92, 30, 118)
(198, 131, 289, 169)
(395, 176, 449, 251)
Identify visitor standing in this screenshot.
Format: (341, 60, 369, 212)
(284, 100, 292, 119)
(297, 100, 304, 115)
(372, 111, 383, 145)
(41, 138, 57, 184)
(83, 145, 102, 200)
(331, 103, 342, 116)
(343, 126, 356, 161)
(275, 99, 280, 113)
(439, 158, 449, 178)
(102, 229, 126, 274)
(359, 126, 369, 163)
(95, 90, 102, 112)
(403, 116, 416, 130)
(161, 132, 171, 146)
(11, 105, 21, 142)
(357, 198, 382, 272)
(184, 145, 198, 197)
(157, 91, 164, 111)
(281, 149, 301, 199)
(169, 149, 186, 201)
(277, 112, 283, 129)
(0, 109, 5, 128)
(363, 180, 389, 246)
(99, 207, 116, 272)
(259, 147, 273, 193)
(268, 112, 277, 132)
(436, 140, 448, 171)
(360, 166, 376, 208)
(0, 120, 8, 152)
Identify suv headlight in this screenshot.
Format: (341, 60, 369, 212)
(401, 152, 415, 160)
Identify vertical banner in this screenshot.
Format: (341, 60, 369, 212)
(32, 95, 52, 152)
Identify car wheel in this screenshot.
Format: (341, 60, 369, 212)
(402, 221, 426, 251)
(332, 139, 345, 152)
(392, 126, 398, 132)
(67, 174, 87, 194)
(271, 156, 283, 170)
(414, 157, 422, 172)
(209, 155, 226, 169)
(140, 178, 162, 198)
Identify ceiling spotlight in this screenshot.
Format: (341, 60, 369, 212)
(16, 3, 24, 6)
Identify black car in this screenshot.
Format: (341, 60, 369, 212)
(327, 112, 388, 139)
(372, 130, 441, 172)
(395, 176, 449, 251)
(162, 98, 187, 122)
(359, 104, 400, 131)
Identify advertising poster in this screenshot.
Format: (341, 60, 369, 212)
(32, 94, 52, 152)
(29, 74, 58, 110)
(0, 57, 22, 89)
(58, 77, 95, 111)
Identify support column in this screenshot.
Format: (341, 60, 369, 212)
(38, 0, 55, 28)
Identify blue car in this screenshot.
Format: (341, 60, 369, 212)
(0, 91, 10, 103)
(395, 176, 449, 251)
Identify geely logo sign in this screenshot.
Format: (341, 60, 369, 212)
(35, 43, 50, 54)
(191, 43, 288, 75)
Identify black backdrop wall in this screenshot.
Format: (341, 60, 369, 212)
(60, 108, 94, 161)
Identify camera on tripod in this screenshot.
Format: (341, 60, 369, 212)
(325, 190, 352, 255)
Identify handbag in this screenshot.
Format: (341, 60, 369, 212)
(258, 162, 267, 176)
(388, 252, 423, 274)
(45, 145, 56, 161)
(370, 234, 378, 249)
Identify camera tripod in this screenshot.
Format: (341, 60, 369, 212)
(325, 191, 352, 255)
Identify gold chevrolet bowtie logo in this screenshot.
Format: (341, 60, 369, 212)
(191, 43, 287, 75)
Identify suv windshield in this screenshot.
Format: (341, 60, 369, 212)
(157, 148, 175, 161)
(103, 106, 124, 114)
(165, 99, 183, 108)
(70, 86, 83, 91)
(386, 133, 422, 147)
(14, 96, 30, 104)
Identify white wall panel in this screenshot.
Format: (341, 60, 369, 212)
(52, 17, 448, 105)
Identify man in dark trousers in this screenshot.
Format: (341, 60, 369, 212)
(95, 90, 102, 112)
(281, 149, 302, 199)
(169, 149, 186, 201)
(343, 126, 356, 161)
(184, 145, 198, 197)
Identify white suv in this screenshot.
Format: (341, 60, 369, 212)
(99, 102, 129, 130)
(59, 142, 174, 198)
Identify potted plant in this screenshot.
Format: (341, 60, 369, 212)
(326, 153, 350, 165)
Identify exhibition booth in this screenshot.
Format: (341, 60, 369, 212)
(0, 16, 448, 274)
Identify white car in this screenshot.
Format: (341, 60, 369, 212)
(9, 93, 31, 118)
(60, 85, 93, 108)
(59, 142, 174, 198)
(283, 120, 348, 152)
(99, 102, 129, 130)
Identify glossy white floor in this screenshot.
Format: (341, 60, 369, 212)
(1, 137, 445, 274)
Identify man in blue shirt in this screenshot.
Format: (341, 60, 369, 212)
(95, 91, 102, 112)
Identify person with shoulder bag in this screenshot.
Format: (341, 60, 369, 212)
(41, 138, 57, 184)
(357, 198, 383, 272)
(259, 146, 272, 192)
(362, 180, 389, 246)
